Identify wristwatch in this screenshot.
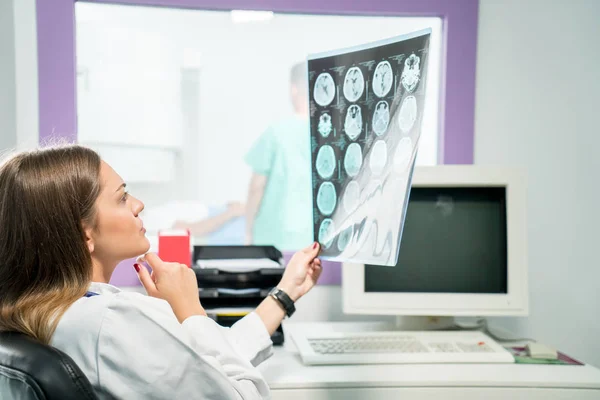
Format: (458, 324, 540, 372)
(268, 287, 296, 317)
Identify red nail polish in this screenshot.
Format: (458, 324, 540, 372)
(133, 263, 140, 272)
(313, 242, 318, 249)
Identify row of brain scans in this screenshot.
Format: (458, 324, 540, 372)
(315, 138, 407, 182)
(313, 54, 421, 107)
(317, 92, 417, 140)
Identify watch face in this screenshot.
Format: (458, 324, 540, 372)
(344, 105, 362, 140)
(343, 66, 364, 102)
(397, 95, 417, 133)
(315, 145, 336, 179)
(313, 72, 336, 107)
(372, 100, 390, 136)
(401, 54, 421, 93)
(316, 181, 337, 216)
(344, 142, 363, 178)
(372, 61, 393, 98)
(318, 112, 333, 137)
(270, 288, 295, 316)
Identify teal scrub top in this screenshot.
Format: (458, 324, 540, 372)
(245, 115, 313, 251)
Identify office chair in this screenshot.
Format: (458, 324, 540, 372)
(0, 331, 98, 400)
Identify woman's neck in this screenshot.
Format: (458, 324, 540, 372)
(91, 258, 117, 283)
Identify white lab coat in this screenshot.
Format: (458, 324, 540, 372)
(51, 282, 273, 399)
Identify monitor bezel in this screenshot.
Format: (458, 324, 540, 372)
(342, 165, 529, 317)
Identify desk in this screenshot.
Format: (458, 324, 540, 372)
(258, 322, 600, 400)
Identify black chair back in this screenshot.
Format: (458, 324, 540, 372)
(0, 331, 98, 400)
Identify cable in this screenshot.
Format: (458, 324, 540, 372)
(453, 318, 537, 343)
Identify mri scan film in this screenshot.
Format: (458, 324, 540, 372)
(308, 29, 431, 266)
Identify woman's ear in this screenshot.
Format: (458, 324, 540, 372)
(83, 225, 95, 254)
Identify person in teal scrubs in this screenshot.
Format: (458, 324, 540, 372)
(244, 62, 313, 251)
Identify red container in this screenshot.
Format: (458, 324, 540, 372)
(158, 229, 191, 267)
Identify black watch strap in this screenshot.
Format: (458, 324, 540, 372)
(268, 287, 295, 317)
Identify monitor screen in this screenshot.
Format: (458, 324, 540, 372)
(365, 186, 507, 294)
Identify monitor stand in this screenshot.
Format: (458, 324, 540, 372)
(394, 316, 455, 330)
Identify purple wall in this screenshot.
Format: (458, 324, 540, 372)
(36, 0, 77, 144)
(37, 0, 479, 286)
(110, 252, 341, 286)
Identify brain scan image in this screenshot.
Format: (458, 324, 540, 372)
(369, 140, 388, 177)
(315, 145, 336, 179)
(318, 113, 333, 137)
(343, 180, 360, 214)
(343, 67, 364, 103)
(393, 137, 413, 174)
(344, 105, 362, 140)
(337, 225, 354, 252)
(307, 30, 432, 266)
(313, 72, 336, 107)
(318, 218, 335, 249)
(344, 142, 363, 178)
(372, 101, 390, 136)
(401, 54, 421, 93)
(397, 95, 417, 133)
(372, 61, 393, 98)
(316, 181, 337, 216)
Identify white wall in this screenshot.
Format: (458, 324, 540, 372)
(0, 0, 17, 153)
(13, 0, 39, 150)
(0, 0, 39, 155)
(475, 0, 600, 367)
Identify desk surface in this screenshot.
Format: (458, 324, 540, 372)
(258, 322, 600, 391)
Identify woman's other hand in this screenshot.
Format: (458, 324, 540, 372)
(134, 253, 206, 322)
(277, 242, 322, 302)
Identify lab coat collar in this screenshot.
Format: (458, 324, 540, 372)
(88, 281, 122, 295)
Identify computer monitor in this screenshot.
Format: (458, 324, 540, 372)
(342, 165, 528, 323)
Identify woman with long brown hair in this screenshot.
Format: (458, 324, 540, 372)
(0, 145, 322, 399)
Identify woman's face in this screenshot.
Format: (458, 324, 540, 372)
(89, 161, 150, 263)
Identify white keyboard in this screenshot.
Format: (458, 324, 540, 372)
(291, 330, 515, 365)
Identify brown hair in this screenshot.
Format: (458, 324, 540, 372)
(0, 145, 102, 344)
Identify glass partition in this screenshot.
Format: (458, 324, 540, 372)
(75, 3, 442, 251)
